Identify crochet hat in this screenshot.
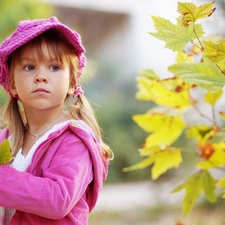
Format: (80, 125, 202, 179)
(0, 16, 86, 94)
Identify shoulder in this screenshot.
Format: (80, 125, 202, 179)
(61, 120, 99, 144)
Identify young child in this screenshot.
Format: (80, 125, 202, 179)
(0, 16, 112, 225)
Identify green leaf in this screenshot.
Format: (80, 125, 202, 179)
(149, 16, 204, 51)
(0, 139, 13, 164)
(208, 132, 225, 143)
(178, 1, 215, 26)
(172, 171, 216, 216)
(201, 170, 217, 203)
(168, 58, 225, 92)
(138, 69, 160, 80)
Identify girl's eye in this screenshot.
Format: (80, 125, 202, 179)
(50, 65, 60, 71)
(24, 65, 35, 71)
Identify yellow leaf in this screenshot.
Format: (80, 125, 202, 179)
(197, 144, 225, 169)
(136, 76, 192, 108)
(176, 51, 194, 63)
(123, 155, 156, 172)
(187, 125, 212, 141)
(203, 40, 225, 63)
(178, 1, 216, 26)
(217, 178, 225, 187)
(123, 147, 183, 181)
(204, 90, 222, 106)
(139, 145, 161, 157)
(0, 139, 13, 164)
(152, 148, 182, 180)
(219, 111, 225, 121)
(133, 113, 186, 147)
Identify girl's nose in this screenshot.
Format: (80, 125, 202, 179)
(35, 76, 48, 82)
(34, 70, 48, 83)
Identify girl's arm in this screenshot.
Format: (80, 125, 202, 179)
(0, 136, 93, 219)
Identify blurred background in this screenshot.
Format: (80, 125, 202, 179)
(0, 0, 225, 224)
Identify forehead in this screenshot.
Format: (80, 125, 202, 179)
(19, 41, 59, 61)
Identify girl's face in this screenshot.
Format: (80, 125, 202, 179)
(10, 41, 74, 113)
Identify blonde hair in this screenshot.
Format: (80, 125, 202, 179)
(1, 29, 113, 160)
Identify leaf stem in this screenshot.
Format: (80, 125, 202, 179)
(189, 97, 218, 126)
(193, 23, 204, 50)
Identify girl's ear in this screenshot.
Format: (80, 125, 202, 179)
(68, 87, 75, 95)
(9, 79, 18, 97)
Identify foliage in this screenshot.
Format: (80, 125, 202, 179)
(124, 1, 225, 216)
(0, 0, 54, 43)
(0, 140, 13, 164)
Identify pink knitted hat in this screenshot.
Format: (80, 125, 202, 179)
(0, 16, 86, 95)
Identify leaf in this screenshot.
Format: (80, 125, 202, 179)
(186, 125, 212, 141)
(176, 51, 194, 63)
(208, 132, 225, 144)
(133, 113, 186, 147)
(172, 171, 216, 216)
(204, 90, 223, 106)
(149, 16, 204, 51)
(136, 76, 192, 108)
(219, 111, 225, 121)
(203, 40, 225, 63)
(178, 2, 216, 26)
(217, 178, 225, 199)
(123, 147, 183, 180)
(0, 139, 13, 164)
(151, 148, 182, 180)
(217, 177, 225, 187)
(201, 170, 217, 203)
(168, 58, 225, 92)
(123, 155, 155, 172)
(138, 69, 160, 80)
(197, 143, 225, 169)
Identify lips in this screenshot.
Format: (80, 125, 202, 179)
(33, 88, 49, 94)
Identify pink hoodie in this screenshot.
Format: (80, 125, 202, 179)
(0, 120, 108, 225)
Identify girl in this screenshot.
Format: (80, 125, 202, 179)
(0, 16, 112, 225)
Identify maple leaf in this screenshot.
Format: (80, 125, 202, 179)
(136, 75, 192, 108)
(204, 90, 222, 106)
(176, 51, 194, 63)
(123, 147, 183, 180)
(197, 143, 225, 169)
(0, 139, 13, 164)
(150, 16, 204, 51)
(178, 1, 216, 27)
(138, 69, 160, 80)
(168, 58, 225, 92)
(187, 125, 213, 141)
(172, 170, 217, 216)
(219, 111, 225, 121)
(133, 113, 186, 147)
(203, 40, 225, 63)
